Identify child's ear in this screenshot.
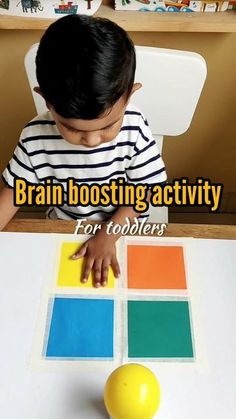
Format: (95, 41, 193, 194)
(33, 87, 51, 110)
(131, 83, 142, 95)
(33, 86, 42, 96)
(126, 82, 142, 103)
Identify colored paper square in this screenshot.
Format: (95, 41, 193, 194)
(46, 297, 114, 358)
(57, 242, 115, 288)
(128, 300, 193, 358)
(127, 245, 187, 289)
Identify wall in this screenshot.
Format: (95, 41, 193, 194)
(0, 29, 235, 199)
(0, 30, 43, 172)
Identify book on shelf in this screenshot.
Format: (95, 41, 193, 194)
(114, 1, 234, 13)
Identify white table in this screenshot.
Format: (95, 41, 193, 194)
(0, 225, 236, 419)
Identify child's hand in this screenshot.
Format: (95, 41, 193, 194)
(72, 232, 120, 288)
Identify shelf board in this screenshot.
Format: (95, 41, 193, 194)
(99, 7, 236, 32)
(0, 5, 236, 32)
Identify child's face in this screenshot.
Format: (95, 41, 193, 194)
(35, 83, 141, 148)
(49, 95, 128, 148)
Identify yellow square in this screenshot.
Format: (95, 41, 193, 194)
(57, 242, 115, 288)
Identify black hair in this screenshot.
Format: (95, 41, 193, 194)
(36, 14, 136, 119)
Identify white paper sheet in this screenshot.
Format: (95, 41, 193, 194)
(0, 232, 236, 418)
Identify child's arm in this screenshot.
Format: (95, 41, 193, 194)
(0, 186, 19, 231)
(72, 198, 150, 288)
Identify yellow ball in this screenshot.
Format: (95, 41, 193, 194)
(104, 363, 161, 419)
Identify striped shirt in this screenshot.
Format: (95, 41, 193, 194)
(2, 105, 167, 220)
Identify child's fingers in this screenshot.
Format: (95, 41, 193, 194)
(71, 243, 87, 260)
(111, 256, 120, 279)
(93, 259, 103, 288)
(101, 258, 110, 287)
(81, 257, 94, 283)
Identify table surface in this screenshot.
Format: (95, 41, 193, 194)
(1, 221, 236, 418)
(4, 218, 236, 239)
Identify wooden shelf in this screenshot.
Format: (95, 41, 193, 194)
(0, 5, 236, 32)
(99, 7, 236, 32)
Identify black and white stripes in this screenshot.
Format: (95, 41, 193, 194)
(2, 105, 166, 220)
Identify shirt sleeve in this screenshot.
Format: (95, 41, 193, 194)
(126, 114, 167, 186)
(2, 130, 39, 188)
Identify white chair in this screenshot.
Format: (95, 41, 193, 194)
(25, 44, 207, 223)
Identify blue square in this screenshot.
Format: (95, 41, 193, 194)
(45, 297, 114, 359)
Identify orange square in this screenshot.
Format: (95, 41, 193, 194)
(127, 245, 186, 289)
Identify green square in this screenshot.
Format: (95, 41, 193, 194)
(128, 300, 193, 358)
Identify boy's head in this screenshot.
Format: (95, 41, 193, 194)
(36, 14, 136, 120)
(35, 15, 140, 147)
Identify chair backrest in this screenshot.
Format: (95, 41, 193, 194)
(25, 43, 206, 150)
(25, 43, 45, 115)
(133, 46, 206, 136)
